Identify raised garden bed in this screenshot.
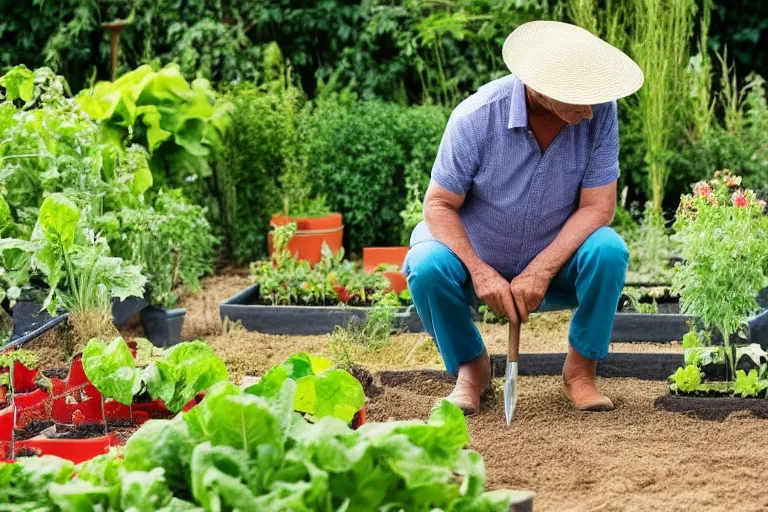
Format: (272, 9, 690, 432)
(219, 284, 424, 335)
(654, 394, 768, 421)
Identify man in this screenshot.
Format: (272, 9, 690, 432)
(404, 21, 644, 414)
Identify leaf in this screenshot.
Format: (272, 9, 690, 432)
(124, 418, 197, 497)
(733, 369, 765, 398)
(183, 382, 284, 457)
(131, 159, 154, 195)
(0, 65, 34, 102)
(82, 337, 142, 405)
(191, 443, 262, 512)
(38, 193, 80, 251)
(294, 369, 365, 424)
(120, 468, 174, 512)
(669, 365, 703, 393)
(48, 479, 114, 511)
(144, 341, 229, 413)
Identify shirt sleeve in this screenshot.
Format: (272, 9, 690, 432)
(582, 101, 620, 189)
(430, 110, 481, 195)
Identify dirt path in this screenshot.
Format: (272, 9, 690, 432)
(367, 371, 768, 512)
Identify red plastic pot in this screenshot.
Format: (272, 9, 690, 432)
(351, 407, 366, 430)
(11, 361, 40, 393)
(268, 213, 344, 266)
(15, 434, 119, 464)
(362, 246, 409, 294)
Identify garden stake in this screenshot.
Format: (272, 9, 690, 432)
(504, 319, 521, 425)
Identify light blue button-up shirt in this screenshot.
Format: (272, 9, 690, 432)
(411, 73, 620, 279)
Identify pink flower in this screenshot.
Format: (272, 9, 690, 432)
(758, 200, 767, 211)
(732, 190, 748, 208)
(693, 181, 712, 197)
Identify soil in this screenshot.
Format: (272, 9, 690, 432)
(367, 371, 768, 512)
(20, 325, 71, 370)
(177, 269, 251, 339)
(52, 423, 109, 439)
(41, 367, 69, 380)
(13, 420, 55, 441)
(348, 364, 382, 399)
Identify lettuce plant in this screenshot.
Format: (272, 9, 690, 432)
(245, 352, 365, 424)
(670, 365, 703, 393)
(77, 64, 232, 196)
(82, 337, 229, 413)
(732, 369, 765, 398)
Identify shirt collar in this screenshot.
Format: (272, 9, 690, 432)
(507, 76, 528, 129)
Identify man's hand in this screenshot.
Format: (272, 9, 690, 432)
(471, 263, 520, 325)
(509, 265, 554, 322)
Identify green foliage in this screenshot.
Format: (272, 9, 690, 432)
(83, 337, 143, 406)
(302, 97, 447, 252)
(83, 337, 229, 411)
(251, 228, 390, 307)
(670, 364, 703, 393)
(670, 71, 768, 193)
(672, 171, 768, 346)
(215, 77, 303, 261)
(400, 181, 425, 245)
(0, 194, 146, 315)
(0, 349, 39, 371)
(682, 330, 704, 349)
(1, 379, 529, 510)
(144, 341, 229, 413)
(732, 369, 765, 398)
(104, 190, 218, 308)
(77, 64, 232, 200)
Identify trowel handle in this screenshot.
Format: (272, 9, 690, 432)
(507, 321, 520, 363)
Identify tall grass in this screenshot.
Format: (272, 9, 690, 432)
(631, 0, 697, 215)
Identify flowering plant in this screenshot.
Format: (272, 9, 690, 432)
(673, 171, 768, 359)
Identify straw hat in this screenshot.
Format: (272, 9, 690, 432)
(502, 21, 644, 105)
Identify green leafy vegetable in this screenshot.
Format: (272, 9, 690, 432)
(144, 341, 229, 413)
(0, 65, 34, 103)
(670, 365, 703, 393)
(245, 352, 365, 424)
(733, 369, 765, 398)
(682, 331, 703, 349)
(82, 337, 142, 405)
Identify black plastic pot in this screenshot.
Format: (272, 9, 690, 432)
(111, 296, 148, 328)
(2, 301, 69, 350)
(219, 284, 424, 336)
(141, 306, 185, 347)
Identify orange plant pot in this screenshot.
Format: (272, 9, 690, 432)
(268, 214, 344, 266)
(362, 246, 409, 293)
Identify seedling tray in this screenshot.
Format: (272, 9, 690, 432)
(654, 394, 768, 421)
(219, 284, 425, 335)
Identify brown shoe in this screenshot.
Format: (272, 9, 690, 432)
(443, 350, 492, 416)
(562, 345, 614, 412)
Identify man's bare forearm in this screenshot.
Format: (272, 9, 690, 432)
(526, 205, 614, 279)
(424, 198, 485, 275)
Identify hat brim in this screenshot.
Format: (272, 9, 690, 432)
(503, 21, 644, 105)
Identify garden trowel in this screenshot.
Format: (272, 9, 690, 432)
(504, 318, 521, 425)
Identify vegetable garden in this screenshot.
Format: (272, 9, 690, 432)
(1, 1, 768, 510)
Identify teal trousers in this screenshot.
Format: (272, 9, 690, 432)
(403, 227, 629, 375)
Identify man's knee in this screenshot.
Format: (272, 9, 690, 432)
(404, 242, 467, 292)
(579, 227, 629, 271)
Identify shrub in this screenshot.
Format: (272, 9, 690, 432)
(215, 78, 304, 261)
(302, 97, 406, 252)
(302, 98, 447, 252)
